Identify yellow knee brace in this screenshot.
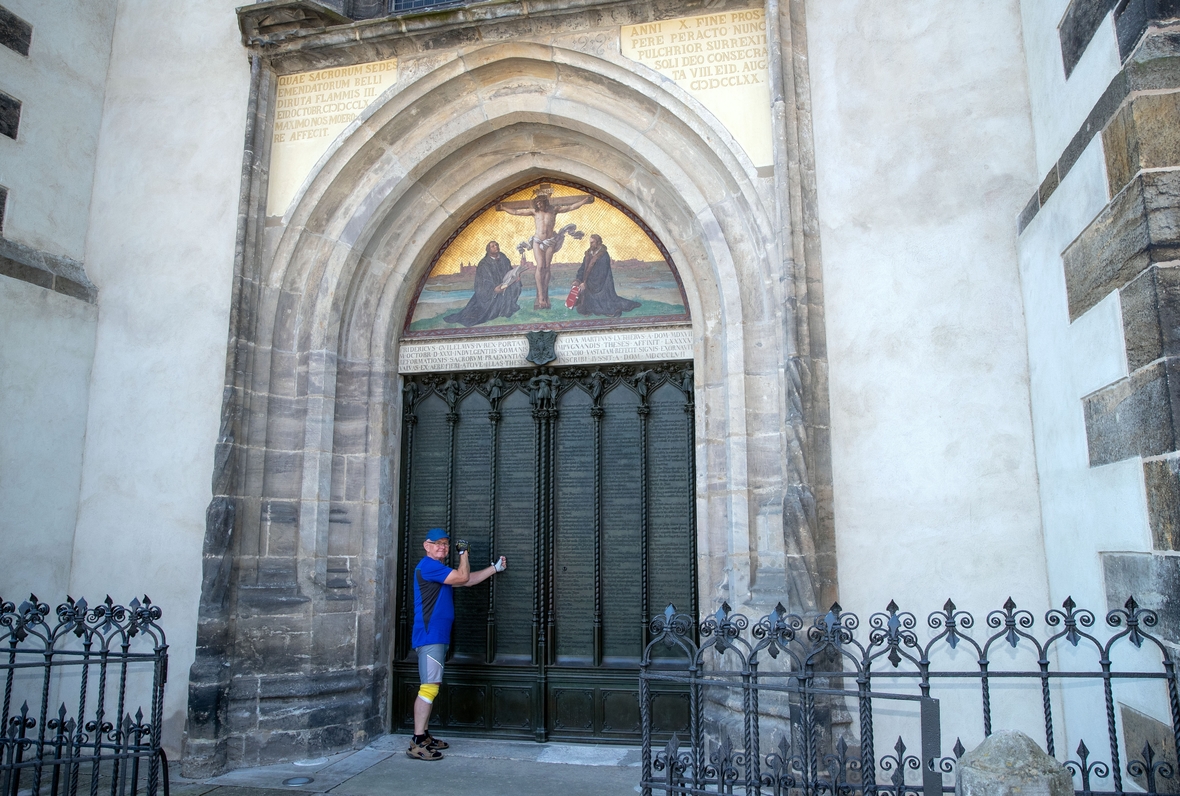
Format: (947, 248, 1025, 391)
(417, 683, 440, 704)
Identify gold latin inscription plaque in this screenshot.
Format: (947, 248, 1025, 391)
(621, 9, 772, 168)
(267, 58, 398, 217)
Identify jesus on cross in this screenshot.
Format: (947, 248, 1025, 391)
(495, 185, 594, 310)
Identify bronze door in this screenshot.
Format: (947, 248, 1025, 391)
(392, 362, 696, 742)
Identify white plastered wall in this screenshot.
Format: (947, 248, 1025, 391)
(0, 2, 112, 600)
(806, 0, 1046, 618)
(0, 280, 97, 600)
(805, 0, 1048, 750)
(70, 0, 250, 756)
(0, 0, 117, 261)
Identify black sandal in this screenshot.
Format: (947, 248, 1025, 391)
(406, 739, 443, 761)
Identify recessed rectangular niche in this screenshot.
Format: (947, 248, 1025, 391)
(0, 185, 7, 233)
(0, 5, 31, 57)
(0, 91, 20, 140)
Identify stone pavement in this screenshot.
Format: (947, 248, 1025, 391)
(171, 736, 644, 796)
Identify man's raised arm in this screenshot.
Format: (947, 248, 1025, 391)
(443, 550, 470, 585)
(460, 555, 506, 587)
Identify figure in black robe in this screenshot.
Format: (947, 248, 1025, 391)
(443, 241, 522, 327)
(573, 235, 641, 317)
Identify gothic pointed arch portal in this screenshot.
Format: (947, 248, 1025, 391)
(394, 178, 696, 741)
(185, 37, 836, 774)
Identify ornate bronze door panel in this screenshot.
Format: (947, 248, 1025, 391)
(392, 362, 696, 741)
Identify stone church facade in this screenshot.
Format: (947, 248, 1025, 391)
(0, 0, 1177, 777)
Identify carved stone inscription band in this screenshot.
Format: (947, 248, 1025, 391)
(397, 326, 693, 373)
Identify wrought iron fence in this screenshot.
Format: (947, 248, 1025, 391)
(639, 597, 1180, 796)
(1, 596, 169, 796)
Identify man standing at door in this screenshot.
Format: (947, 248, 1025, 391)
(409, 527, 507, 760)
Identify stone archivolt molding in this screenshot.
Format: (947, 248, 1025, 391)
(185, 36, 828, 774)
(269, 40, 783, 597)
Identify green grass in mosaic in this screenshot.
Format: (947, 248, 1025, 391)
(409, 261, 685, 332)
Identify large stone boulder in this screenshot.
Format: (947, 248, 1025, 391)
(956, 730, 1074, 796)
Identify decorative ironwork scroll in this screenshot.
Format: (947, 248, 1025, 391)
(1, 595, 169, 796)
(640, 596, 1180, 796)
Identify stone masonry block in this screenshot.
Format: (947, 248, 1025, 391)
(52, 277, 92, 302)
(255, 555, 301, 588)
(1121, 264, 1180, 370)
(236, 586, 310, 619)
(1059, 0, 1119, 78)
(242, 444, 267, 498)
(1116, 0, 1180, 60)
(356, 611, 377, 668)
(1064, 170, 1180, 321)
(331, 414, 367, 454)
(262, 448, 304, 498)
(808, 357, 831, 426)
(311, 722, 360, 753)
(1084, 359, 1180, 464)
(235, 673, 377, 758)
(185, 680, 228, 738)
(255, 687, 368, 733)
(1019, 193, 1041, 236)
(265, 395, 309, 452)
(227, 676, 260, 702)
(271, 289, 303, 354)
(346, 455, 371, 502)
(225, 698, 258, 733)
(232, 614, 311, 676)
(956, 730, 1073, 796)
(330, 455, 348, 503)
(179, 737, 227, 779)
(233, 728, 307, 769)
(327, 503, 359, 555)
(311, 611, 358, 669)
(1039, 164, 1061, 207)
(333, 367, 370, 411)
(0, 235, 96, 299)
(266, 348, 299, 397)
(1102, 551, 1180, 645)
(0, 254, 55, 290)
(264, 510, 298, 559)
(191, 620, 232, 676)
(1103, 91, 1180, 195)
(200, 499, 237, 612)
(1144, 456, 1180, 550)
(256, 668, 368, 700)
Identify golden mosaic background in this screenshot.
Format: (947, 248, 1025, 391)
(431, 184, 664, 275)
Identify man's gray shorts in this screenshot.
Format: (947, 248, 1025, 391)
(416, 644, 446, 684)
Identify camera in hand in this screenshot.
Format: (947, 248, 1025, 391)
(455, 539, 469, 554)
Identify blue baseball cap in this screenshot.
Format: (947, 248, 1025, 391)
(425, 528, 449, 542)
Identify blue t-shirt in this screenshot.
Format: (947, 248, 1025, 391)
(412, 557, 455, 647)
